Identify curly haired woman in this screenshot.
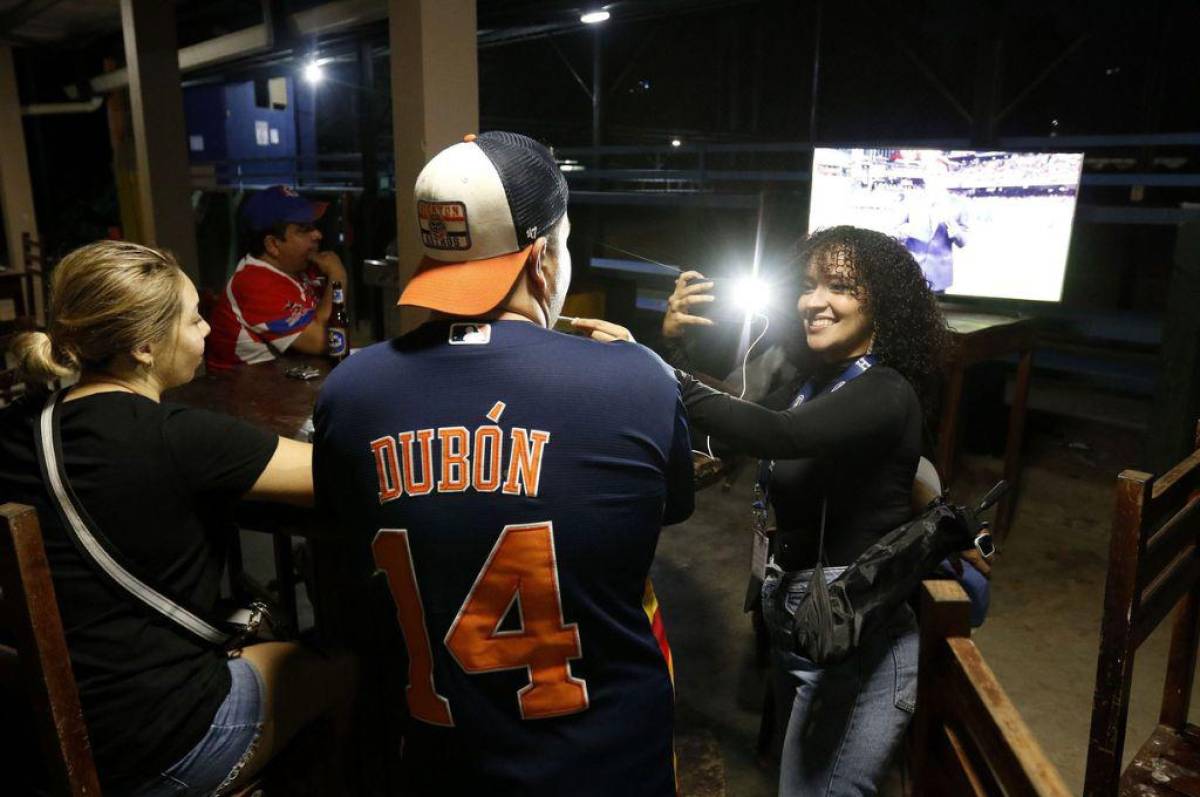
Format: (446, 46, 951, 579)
(662, 225, 952, 796)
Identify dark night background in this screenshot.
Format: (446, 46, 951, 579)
(6, 0, 1200, 324)
(7, 7, 1200, 791)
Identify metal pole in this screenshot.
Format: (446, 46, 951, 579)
(592, 26, 603, 151)
(808, 0, 822, 143)
(994, 33, 1089, 125)
(357, 37, 383, 341)
(971, 36, 1003, 146)
(751, 190, 767, 278)
(734, 191, 770, 395)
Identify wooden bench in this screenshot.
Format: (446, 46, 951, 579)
(1, 503, 102, 796)
(911, 580, 1070, 796)
(1085, 422, 1200, 795)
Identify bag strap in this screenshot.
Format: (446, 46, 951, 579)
(755, 356, 877, 531)
(816, 497, 828, 566)
(34, 391, 233, 647)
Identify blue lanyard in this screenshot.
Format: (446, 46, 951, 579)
(752, 354, 877, 525)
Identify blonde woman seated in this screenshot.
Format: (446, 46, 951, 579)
(0, 241, 353, 796)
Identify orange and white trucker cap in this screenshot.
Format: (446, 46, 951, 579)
(398, 131, 569, 316)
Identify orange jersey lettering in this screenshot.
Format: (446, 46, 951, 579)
(371, 435, 403, 503)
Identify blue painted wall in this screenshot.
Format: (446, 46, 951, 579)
(224, 79, 294, 183)
(182, 83, 228, 161)
(295, 79, 317, 165)
(184, 75, 315, 186)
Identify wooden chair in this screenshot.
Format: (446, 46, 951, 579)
(1084, 421, 1200, 795)
(0, 270, 39, 335)
(1, 503, 275, 796)
(1, 367, 24, 405)
(0, 503, 102, 796)
(910, 580, 1070, 796)
(0, 231, 47, 337)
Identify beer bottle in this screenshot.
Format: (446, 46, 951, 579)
(326, 281, 349, 364)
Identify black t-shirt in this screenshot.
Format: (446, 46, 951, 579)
(0, 391, 277, 789)
(678, 364, 921, 567)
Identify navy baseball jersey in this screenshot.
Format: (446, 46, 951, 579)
(313, 320, 693, 795)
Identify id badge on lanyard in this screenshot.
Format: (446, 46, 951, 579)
(750, 458, 772, 581)
(751, 526, 771, 582)
(747, 355, 876, 581)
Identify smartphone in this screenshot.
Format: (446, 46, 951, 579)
(692, 273, 793, 320)
(690, 277, 762, 320)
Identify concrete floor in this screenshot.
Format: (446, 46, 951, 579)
(652, 407, 1182, 795)
(240, 399, 1174, 796)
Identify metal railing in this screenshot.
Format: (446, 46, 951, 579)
(188, 133, 1200, 222)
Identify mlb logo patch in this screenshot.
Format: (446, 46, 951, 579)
(419, 201, 471, 251)
(449, 322, 491, 345)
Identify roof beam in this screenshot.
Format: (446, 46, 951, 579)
(88, 0, 389, 92)
(0, 0, 69, 34)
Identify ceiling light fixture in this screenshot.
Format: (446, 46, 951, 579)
(303, 60, 325, 84)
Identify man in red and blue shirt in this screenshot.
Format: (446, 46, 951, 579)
(205, 186, 348, 370)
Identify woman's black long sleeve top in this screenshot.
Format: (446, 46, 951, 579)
(677, 363, 922, 568)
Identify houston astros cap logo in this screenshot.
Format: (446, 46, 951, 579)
(399, 131, 569, 316)
(419, 201, 471, 251)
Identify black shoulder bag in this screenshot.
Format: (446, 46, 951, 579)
(777, 481, 1004, 666)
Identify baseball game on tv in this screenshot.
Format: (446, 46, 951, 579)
(808, 147, 1085, 303)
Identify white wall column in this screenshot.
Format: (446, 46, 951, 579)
(0, 44, 44, 324)
(120, 0, 200, 280)
(387, 0, 479, 336)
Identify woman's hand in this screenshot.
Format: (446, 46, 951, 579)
(663, 271, 715, 338)
(947, 548, 992, 579)
(570, 318, 635, 342)
(959, 547, 992, 578)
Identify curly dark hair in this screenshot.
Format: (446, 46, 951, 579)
(789, 225, 953, 412)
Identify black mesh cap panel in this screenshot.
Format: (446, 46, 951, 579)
(474, 131, 568, 248)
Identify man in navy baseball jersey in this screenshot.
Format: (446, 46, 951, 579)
(313, 131, 693, 795)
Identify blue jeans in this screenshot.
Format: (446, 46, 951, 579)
(127, 657, 265, 797)
(762, 564, 919, 797)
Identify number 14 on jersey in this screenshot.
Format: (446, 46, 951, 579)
(372, 522, 589, 725)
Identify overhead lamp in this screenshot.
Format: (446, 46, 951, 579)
(670, 138, 682, 147)
(303, 60, 325, 84)
(580, 10, 610, 24)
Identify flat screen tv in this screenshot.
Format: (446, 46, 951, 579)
(807, 148, 1084, 302)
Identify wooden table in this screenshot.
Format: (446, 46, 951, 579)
(937, 312, 1039, 538)
(167, 356, 330, 441)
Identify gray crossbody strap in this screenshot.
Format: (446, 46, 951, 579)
(36, 391, 229, 645)
(817, 497, 828, 565)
